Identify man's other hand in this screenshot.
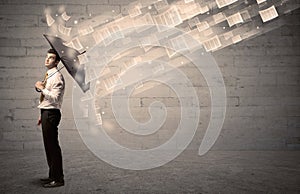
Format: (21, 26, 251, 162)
(35, 81, 44, 91)
(37, 117, 42, 126)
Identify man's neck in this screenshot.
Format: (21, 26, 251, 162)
(47, 66, 58, 75)
(47, 65, 57, 70)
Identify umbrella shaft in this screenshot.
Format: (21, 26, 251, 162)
(45, 66, 65, 81)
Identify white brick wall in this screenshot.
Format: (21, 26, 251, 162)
(0, 0, 299, 151)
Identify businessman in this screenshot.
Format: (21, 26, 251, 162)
(35, 48, 65, 188)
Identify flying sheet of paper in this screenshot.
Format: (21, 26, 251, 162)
(184, 0, 194, 3)
(61, 11, 71, 21)
(58, 24, 72, 36)
(177, 2, 199, 19)
(65, 37, 83, 50)
(215, 0, 238, 8)
(154, 6, 182, 27)
(232, 35, 242, 43)
(240, 10, 251, 22)
(198, 5, 209, 14)
(222, 31, 234, 40)
(188, 17, 200, 28)
(154, 0, 169, 10)
(227, 12, 244, 27)
(104, 74, 123, 90)
(213, 12, 226, 24)
(202, 35, 222, 52)
(134, 13, 154, 27)
(102, 25, 124, 45)
(170, 35, 188, 51)
(196, 21, 209, 32)
(128, 3, 142, 18)
(202, 28, 214, 37)
(78, 25, 94, 36)
(92, 30, 104, 45)
(152, 64, 165, 74)
(95, 113, 103, 126)
(256, 0, 267, 5)
(259, 5, 279, 23)
(120, 56, 142, 75)
(134, 81, 144, 89)
(46, 14, 55, 26)
(165, 40, 177, 58)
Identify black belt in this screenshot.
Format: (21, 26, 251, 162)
(41, 109, 60, 113)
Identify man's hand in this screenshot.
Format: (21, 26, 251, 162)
(35, 81, 45, 91)
(37, 116, 42, 126)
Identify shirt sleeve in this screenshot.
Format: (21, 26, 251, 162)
(41, 74, 64, 103)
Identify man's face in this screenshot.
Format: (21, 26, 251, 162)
(45, 53, 58, 69)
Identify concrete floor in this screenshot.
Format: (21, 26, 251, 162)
(0, 148, 299, 194)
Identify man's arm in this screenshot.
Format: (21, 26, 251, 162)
(41, 74, 65, 103)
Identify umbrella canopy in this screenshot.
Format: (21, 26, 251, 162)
(43, 34, 90, 93)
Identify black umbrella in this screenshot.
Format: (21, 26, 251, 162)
(43, 34, 90, 93)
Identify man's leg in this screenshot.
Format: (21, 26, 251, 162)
(41, 109, 64, 183)
(41, 109, 53, 179)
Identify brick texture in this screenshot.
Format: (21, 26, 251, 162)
(0, 0, 299, 151)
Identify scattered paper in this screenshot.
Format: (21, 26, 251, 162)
(240, 10, 251, 22)
(152, 64, 165, 74)
(58, 24, 72, 36)
(170, 35, 188, 51)
(213, 12, 226, 24)
(128, 3, 142, 18)
(104, 74, 122, 90)
(198, 5, 209, 14)
(202, 28, 214, 36)
(92, 30, 104, 45)
(95, 113, 103, 126)
(134, 81, 144, 89)
(202, 35, 222, 52)
(78, 25, 94, 36)
(227, 12, 244, 27)
(46, 14, 55, 26)
(216, 0, 238, 8)
(184, 0, 194, 3)
(222, 31, 234, 40)
(256, 0, 267, 5)
(154, 0, 169, 10)
(196, 21, 209, 32)
(61, 11, 71, 21)
(259, 5, 279, 23)
(154, 6, 182, 27)
(66, 37, 83, 50)
(232, 35, 242, 43)
(188, 17, 200, 28)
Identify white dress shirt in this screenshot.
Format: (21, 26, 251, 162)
(38, 67, 65, 110)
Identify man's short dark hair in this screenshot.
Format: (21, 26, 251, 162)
(47, 48, 61, 62)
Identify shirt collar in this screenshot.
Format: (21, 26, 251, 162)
(47, 67, 58, 76)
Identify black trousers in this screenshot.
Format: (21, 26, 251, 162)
(41, 109, 64, 181)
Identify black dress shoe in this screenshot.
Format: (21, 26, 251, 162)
(43, 180, 64, 188)
(40, 178, 52, 183)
